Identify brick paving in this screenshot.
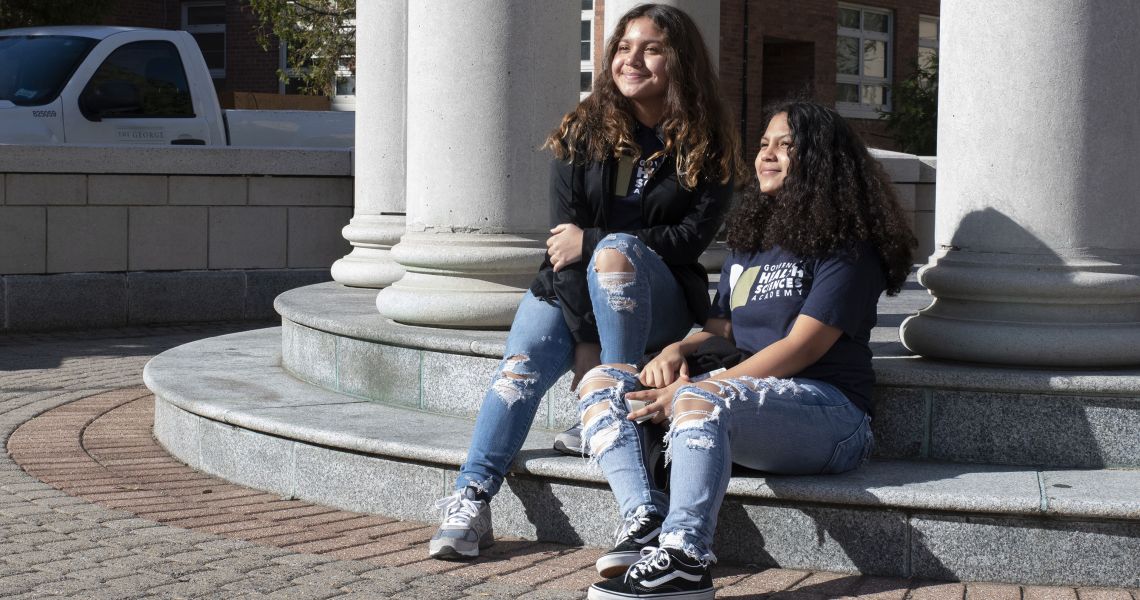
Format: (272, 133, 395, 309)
(0, 324, 1137, 599)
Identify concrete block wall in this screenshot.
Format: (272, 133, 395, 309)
(0, 145, 353, 331)
(870, 149, 937, 263)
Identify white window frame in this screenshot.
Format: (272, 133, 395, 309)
(918, 15, 938, 68)
(181, 1, 225, 79)
(836, 3, 892, 119)
(580, 1, 594, 100)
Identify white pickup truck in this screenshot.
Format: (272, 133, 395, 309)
(0, 25, 353, 147)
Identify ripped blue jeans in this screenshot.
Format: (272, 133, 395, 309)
(579, 366, 872, 563)
(456, 234, 692, 498)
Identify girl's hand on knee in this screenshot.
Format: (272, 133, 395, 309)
(546, 223, 584, 272)
(639, 343, 688, 388)
(625, 379, 686, 424)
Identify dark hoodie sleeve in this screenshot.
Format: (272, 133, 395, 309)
(542, 156, 601, 344)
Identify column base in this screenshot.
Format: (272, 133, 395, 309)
(330, 215, 406, 288)
(900, 249, 1140, 367)
(376, 231, 545, 328)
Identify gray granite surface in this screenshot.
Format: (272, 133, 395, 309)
(244, 269, 332, 321)
(5, 273, 128, 330)
(713, 503, 908, 575)
(1041, 469, 1140, 518)
(909, 514, 1140, 587)
(128, 271, 247, 324)
(147, 328, 1140, 521)
(869, 387, 928, 459)
(279, 281, 1140, 396)
(147, 326, 1140, 583)
(930, 391, 1140, 468)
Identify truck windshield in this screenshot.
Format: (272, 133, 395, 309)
(0, 35, 97, 106)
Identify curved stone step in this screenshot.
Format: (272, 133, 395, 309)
(274, 282, 1140, 469)
(146, 328, 1140, 587)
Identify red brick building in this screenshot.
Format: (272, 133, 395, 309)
(587, 0, 940, 152)
(103, 0, 280, 101)
(721, 0, 940, 152)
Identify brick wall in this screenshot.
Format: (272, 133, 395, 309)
(718, 0, 939, 154)
(103, 0, 281, 97)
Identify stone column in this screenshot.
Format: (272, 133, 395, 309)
(603, 0, 720, 67)
(375, 1, 579, 327)
(330, 0, 406, 288)
(900, 1, 1140, 367)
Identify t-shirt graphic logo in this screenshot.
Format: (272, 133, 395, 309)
(729, 265, 760, 310)
(631, 156, 660, 198)
(751, 261, 806, 301)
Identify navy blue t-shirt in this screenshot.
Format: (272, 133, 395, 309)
(608, 124, 664, 229)
(709, 242, 885, 412)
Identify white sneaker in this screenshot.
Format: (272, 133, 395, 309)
(554, 424, 585, 456)
(428, 487, 494, 560)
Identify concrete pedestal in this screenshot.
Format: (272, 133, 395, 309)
(376, 1, 579, 327)
(330, 0, 406, 288)
(900, 1, 1140, 367)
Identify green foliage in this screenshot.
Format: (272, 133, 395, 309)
(0, 0, 117, 28)
(247, 0, 355, 98)
(881, 53, 938, 155)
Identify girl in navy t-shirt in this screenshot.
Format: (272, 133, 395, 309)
(579, 101, 916, 600)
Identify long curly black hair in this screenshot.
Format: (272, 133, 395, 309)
(726, 101, 916, 295)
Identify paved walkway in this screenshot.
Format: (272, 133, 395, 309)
(0, 325, 1136, 599)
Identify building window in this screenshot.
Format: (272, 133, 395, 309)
(836, 3, 891, 118)
(182, 2, 225, 79)
(580, 0, 594, 98)
(918, 15, 938, 68)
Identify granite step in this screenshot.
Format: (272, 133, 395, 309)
(145, 328, 1140, 588)
(275, 282, 1140, 470)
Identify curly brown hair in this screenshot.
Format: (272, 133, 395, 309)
(726, 101, 916, 295)
(544, 3, 745, 188)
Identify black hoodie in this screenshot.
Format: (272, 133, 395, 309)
(529, 153, 733, 345)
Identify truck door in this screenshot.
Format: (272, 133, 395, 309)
(66, 40, 212, 145)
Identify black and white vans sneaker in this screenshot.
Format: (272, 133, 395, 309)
(588, 546, 714, 600)
(596, 507, 664, 578)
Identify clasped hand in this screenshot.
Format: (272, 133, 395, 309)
(626, 344, 689, 424)
(547, 223, 584, 272)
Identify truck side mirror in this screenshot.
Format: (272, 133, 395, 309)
(79, 80, 141, 122)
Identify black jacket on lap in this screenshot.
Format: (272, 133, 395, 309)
(529, 154, 733, 345)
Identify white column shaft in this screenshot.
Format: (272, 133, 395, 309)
(376, 0, 579, 327)
(330, 0, 407, 288)
(900, 1, 1140, 366)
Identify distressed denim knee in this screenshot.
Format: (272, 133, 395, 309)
(489, 353, 538, 408)
(577, 364, 640, 463)
(588, 233, 649, 314)
(666, 381, 730, 464)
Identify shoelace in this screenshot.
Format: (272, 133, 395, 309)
(612, 506, 655, 545)
(625, 546, 671, 583)
(434, 492, 481, 527)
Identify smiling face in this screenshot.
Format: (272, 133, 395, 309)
(756, 112, 794, 194)
(611, 17, 670, 124)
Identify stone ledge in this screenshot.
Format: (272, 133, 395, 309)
(0, 144, 352, 177)
(278, 281, 1140, 397)
(145, 328, 1140, 523)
